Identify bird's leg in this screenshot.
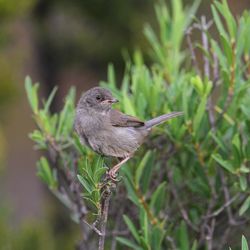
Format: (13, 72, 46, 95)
(108, 156, 131, 181)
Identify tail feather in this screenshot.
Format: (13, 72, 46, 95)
(145, 112, 183, 129)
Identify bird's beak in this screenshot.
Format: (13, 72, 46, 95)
(110, 98, 119, 104)
(102, 98, 119, 104)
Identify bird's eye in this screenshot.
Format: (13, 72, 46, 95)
(96, 95, 101, 101)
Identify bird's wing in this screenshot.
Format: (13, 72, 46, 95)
(110, 109, 145, 127)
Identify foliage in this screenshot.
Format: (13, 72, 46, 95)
(26, 0, 250, 249)
(241, 236, 249, 250)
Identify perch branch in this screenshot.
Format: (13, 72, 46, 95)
(98, 188, 112, 250)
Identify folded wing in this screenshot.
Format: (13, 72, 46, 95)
(110, 109, 145, 127)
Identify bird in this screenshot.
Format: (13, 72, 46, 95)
(74, 87, 183, 181)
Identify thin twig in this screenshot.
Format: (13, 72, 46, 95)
(46, 138, 109, 250)
(204, 194, 239, 219)
(99, 191, 112, 250)
(199, 176, 217, 247)
(186, 25, 201, 75)
(219, 170, 237, 225)
(206, 218, 215, 250)
(201, 16, 216, 132)
(166, 236, 178, 250)
(111, 199, 125, 250)
(201, 16, 210, 78)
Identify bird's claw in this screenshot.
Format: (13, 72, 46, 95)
(107, 170, 121, 183)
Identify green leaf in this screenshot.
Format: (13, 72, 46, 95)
(91, 189, 100, 203)
(77, 175, 92, 194)
(25, 76, 39, 114)
(241, 105, 250, 119)
(44, 86, 58, 114)
(211, 39, 227, 70)
(178, 221, 189, 250)
(214, 0, 237, 39)
(239, 196, 250, 216)
(232, 134, 241, 152)
(73, 133, 87, 155)
(141, 152, 155, 193)
(29, 130, 46, 148)
(212, 154, 234, 173)
(190, 75, 204, 96)
(140, 208, 149, 244)
(122, 93, 136, 116)
(220, 33, 233, 65)
(135, 151, 151, 187)
(56, 87, 75, 139)
(242, 235, 249, 250)
(116, 237, 142, 250)
(209, 131, 227, 153)
(37, 157, 56, 189)
(211, 5, 228, 40)
(139, 236, 151, 250)
(123, 215, 140, 243)
(193, 96, 207, 133)
(191, 240, 198, 250)
(150, 182, 166, 216)
(123, 177, 140, 206)
(240, 165, 250, 174)
(107, 63, 116, 88)
(94, 167, 107, 183)
(151, 226, 164, 250)
(239, 175, 247, 191)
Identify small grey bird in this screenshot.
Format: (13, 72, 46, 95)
(74, 87, 183, 180)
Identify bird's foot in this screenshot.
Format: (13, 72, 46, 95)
(107, 169, 121, 183)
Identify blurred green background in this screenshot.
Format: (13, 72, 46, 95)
(0, 0, 249, 249)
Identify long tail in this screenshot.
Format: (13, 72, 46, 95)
(144, 112, 183, 129)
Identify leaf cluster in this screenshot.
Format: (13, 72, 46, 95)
(26, 0, 250, 249)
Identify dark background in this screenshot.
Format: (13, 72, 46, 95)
(0, 0, 249, 247)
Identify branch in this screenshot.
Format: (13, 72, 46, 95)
(200, 16, 216, 132)
(111, 197, 125, 250)
(99, 188, 112, 250)
(219, 170, 244, 226)
(186, 25, 201, 76)
(206, 218, 215, 250)
(135, 187, 159, 225)
(204, 194, 239, 219)
(45, 137, 109, 249)
(166, 236, 178, 250)
(201, 16, 210, 79)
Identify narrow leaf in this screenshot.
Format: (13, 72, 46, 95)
(123, 215, 140, 243)
(77, 175, 92, 193)
(239, 196, 250, 216)
(135, 151, 151, 187)
(242, 235, 249, 250)
(116, 237, 142, 250)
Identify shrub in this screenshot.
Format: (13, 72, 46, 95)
(26, 0, 250, 249)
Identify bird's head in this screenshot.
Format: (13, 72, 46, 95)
(78, 87, 118, 112)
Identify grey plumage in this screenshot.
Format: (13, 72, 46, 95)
(74, 87, 183, 159)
